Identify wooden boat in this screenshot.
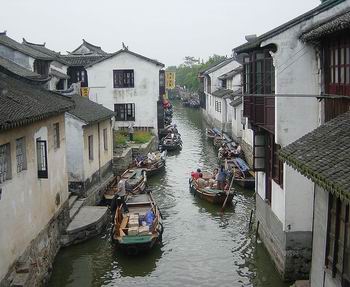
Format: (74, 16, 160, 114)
(133, 151, 167, 177)
(104, 169, 147, 200)
(206, 128, 220, 140)
(160, 133, 182, 151)
(159, 124, 179, 139)
(225, 158, 255, 189)
(112, 193, 163, 255)
(189, 176, 234, 205)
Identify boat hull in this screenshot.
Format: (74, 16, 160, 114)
(189, 180, 234, 205)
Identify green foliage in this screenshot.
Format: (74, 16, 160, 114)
(133, 131, 152, 144)
(167, 54, 227, 92)
(114, 131, 127, 145)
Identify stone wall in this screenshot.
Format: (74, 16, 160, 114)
(241, 139, 253, 168)
(1, 201, 70, 287)
(113, 147, 133, 175)
(256, 194, 312, 281)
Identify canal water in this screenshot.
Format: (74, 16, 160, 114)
(49, 102, 288, 287)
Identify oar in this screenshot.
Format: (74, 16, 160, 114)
(221, 175, 235, 213)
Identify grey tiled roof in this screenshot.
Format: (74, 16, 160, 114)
(0, 69, 74, 132)
(218, 66, 242, 80)
(60, 54, 107, 67)
(0, 55, 42, 79)
(280, 111, 350, 200)
(234, 0, 346, 53)
(230, 95, 243, 107)
(211, 89, 234, 98)
(85, 49, 164, 68)
(203, 58, 234, 75)
(49, 69, 69, 79)
(0, 32, 53, 60)
(69, 95, 115, 124)
(71, 39, 108, 56)
(300, 9, 350, 42)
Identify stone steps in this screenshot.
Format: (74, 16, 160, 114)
(61, 206, 109, 247)
(68, 195, 78, 209)
(69, 199, 84, 220)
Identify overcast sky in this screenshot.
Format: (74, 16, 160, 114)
(1, 0, 320, 66)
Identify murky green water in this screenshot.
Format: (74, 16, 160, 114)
(49, 102, 288, 287)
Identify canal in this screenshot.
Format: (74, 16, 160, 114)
(49, 102, 288, 287)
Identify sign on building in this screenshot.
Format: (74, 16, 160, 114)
(165, 71, 176, 90)
(81, 87, 90, 97)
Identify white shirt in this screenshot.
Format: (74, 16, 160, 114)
(117, 179, 126, 197)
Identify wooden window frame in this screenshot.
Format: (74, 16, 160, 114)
(53, 123, 60, 149)
(103, 128, 108, 151)
(326, 194, 350, 285)
(16, 137, 27, 173)
(272, 143, 283, 187)
(113, 70, 134, 88)
(0, 143, 11, 183)
(114, 103, 135, 121)
(36, 139, 48, 179)
(88, 135, 93, 161)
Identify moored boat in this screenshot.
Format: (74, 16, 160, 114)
(225, 158, 255, 189)
(112, 193, 163, 255)
(104, 169, 147, 200)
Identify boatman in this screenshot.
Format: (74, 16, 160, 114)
(116, 175, 129, 213)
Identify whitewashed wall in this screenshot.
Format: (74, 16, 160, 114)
(0, 114, 68, 281)
(86, 52, 162, 134)
(65, 114, 84, 182)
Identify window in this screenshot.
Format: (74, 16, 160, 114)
(0, 143, 11, 183)
(324, 33, 350, 122)
(113, 70, 134, 88)
(103, 128, 108, 151)
(326, 194, 350, 286)
(53, 123, 60, 149)
(114, 103, 135, 121)
(88, 135, 93, 161)
(272, 144, 283, 187)
(16, 137, 26, 173)
(234, 108, 237, 120)
(215, 101, 221, 113)
(33, 60, 49, 76)
(36, 139, 48, 178)
(222, 79, 227, 89)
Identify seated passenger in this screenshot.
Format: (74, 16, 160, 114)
(196, 173, 207, 188)
(191, 168, 201, 180)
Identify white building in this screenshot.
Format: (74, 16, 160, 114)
(234, 0, 350, 281)
(64, 94, 115, 200)
(85, 48, 164, 134)
(0, 67, 74, 285)
(201, 58, 241, 135)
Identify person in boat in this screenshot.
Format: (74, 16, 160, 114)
(196, 172, 207, 188)
(232, 144, 242, 157)
(209, 168, 219, 188)
(147, 152, 156, 163)
(116, 175, 129, 213)
(191, 168, 201, 180)
(135, 154, 144, 167)
(217, 165, 227, 191)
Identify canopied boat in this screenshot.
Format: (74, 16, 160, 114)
(189, 174, 234, 205)
(206, 128, 221, 140)
(160, 133, 182, 151)
(225, 158, 255, 189)
(159, 124, 179, 139)
(112, 193, 163, 255)
(104, 169, 147, 200)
